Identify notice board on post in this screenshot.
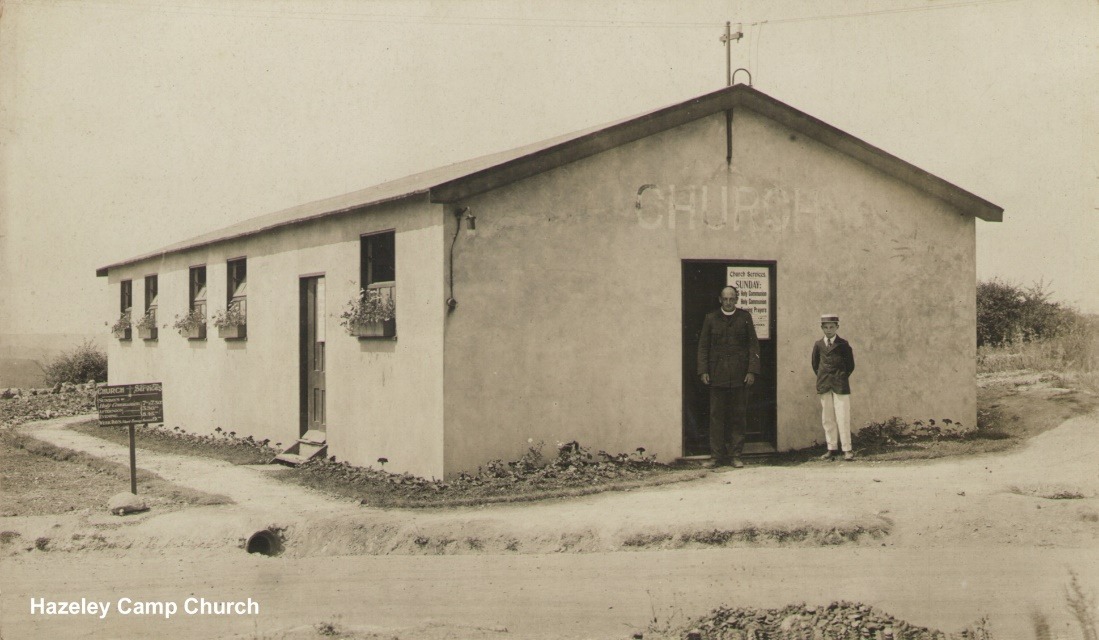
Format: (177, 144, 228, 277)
(96, 383, 164, 426)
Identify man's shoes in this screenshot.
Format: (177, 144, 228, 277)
(705, 459, 731, 469)
(731, 458, 745, 469)
(820, 451, 837, 461)
(843, 451, 855, 461)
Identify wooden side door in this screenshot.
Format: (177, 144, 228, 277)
(300, 276, 326, 435)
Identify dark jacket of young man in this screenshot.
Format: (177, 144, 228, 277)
(812, 336, 855, 394)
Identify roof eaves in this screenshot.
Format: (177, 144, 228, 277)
(95, 188, 431, 277)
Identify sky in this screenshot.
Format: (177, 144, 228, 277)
(1, 0, 1097, 341)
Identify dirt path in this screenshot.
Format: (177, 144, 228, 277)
(10, 397, 1099, 556)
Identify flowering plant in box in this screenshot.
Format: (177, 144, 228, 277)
(111, 310, 132, 337)
(173, 308, 206, 332)
(135, 310, 157, 331)
(338, 288, 396, 330)
(211, 301, 246, 329)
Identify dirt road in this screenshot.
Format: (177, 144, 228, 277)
(3, 546, 1097, 639)
(2, 376, 1098, 638)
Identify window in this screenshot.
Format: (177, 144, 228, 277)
(189, 266, 207, 316)
(183, 265, 208, 340)
(143, 275, 158, 340)
(227, 257, 247, 323)
(118, 280, 133, 340)
(360, 231, 396, 338)
(360, 231, 395, 287)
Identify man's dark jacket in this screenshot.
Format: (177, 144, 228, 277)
(812, 336, 855, 394)
(697, 308, 762, 388)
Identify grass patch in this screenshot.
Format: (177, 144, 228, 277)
(0, 429, 231, 516)
(273, 441, 705, 509)
(71, 420, 279, 466)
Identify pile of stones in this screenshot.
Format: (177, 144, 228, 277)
(683, 602, 953, 640)
(0, 382, 98, 428)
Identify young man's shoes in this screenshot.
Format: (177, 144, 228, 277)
(731, 458, 745, 469)
(704, 459, 730, 469)
(820, 451, 838, 461)
(843, 451, 855, 461)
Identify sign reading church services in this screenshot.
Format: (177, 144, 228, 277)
(727, 266, 771, 340)
(96, 383, 163, 426)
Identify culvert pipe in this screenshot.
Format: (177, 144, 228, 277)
(245, 529, 282, 556)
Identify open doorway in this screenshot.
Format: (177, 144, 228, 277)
(682, 260, 777, 456)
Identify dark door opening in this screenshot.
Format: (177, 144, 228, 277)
(682, 261, 777, 456)
(300, 276, 326, 436)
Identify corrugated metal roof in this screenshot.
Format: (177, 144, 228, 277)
(97, 84, 1002, 277)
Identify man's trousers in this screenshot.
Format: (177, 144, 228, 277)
(709, 385, 747, 462)
(819, 391, 852, 453)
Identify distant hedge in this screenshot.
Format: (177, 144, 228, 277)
(977, 279, 1083, 347)
(40, 340, 107, 386)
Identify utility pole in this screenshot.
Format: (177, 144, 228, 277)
(720, 21, 744, 165)
(719, 21, 743, 86)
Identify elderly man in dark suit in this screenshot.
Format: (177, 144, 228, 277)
(697, 286, 761, 468)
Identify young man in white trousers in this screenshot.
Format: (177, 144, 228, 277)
(811, 314, 856, 461)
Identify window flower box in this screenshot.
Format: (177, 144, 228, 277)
(180, 325, 207, 340)
(212, 301, 247, 341)
(217, 324, 247, 340)
(112, 311, 132, 341)
(351, 319, 396, 339)
(340, 281, 396, 340)
(173, 308, 207, 340)
(135, 311, 157, 341)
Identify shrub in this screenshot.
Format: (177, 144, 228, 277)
(40, 340, 107, 386)
(977, 279, 1083, 347)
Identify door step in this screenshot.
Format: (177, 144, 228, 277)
(273, 430, 328, 466)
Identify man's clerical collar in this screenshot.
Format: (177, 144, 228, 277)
(721, 308, 736, 316)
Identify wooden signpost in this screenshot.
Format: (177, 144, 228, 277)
(95, 383, 163, 494)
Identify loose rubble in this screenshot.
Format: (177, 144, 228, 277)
(680, 602, 973, 640)
(293, 440, 682, 507)
(0, 383, 98, 429)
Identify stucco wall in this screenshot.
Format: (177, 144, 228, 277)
(443, 108, 977, 473)
(105, 196, 446, 478)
